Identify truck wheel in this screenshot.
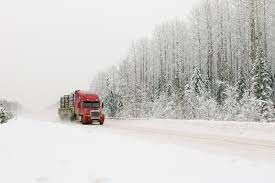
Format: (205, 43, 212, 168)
(70, 114, 76, 121)
(80, 116, 87, 125)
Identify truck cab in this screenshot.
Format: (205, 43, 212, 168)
(74, 90, 105, 124)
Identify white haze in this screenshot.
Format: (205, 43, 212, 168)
(0, 0, 197, 111)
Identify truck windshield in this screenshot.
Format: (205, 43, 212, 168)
(82, 102, 100, 108)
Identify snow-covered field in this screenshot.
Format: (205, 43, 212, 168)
(0, 117, 275, 183)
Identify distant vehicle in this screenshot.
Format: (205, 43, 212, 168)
(58, 90, 105, 125)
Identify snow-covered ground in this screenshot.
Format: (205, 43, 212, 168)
(0, 117, 275, 183)
(107, 118, 275, 141)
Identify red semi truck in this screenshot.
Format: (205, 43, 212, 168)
(58, 90, 105, 125)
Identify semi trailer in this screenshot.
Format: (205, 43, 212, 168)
(58, 90, 105, 125)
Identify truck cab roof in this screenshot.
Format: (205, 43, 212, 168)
(76, 91, 100, 101)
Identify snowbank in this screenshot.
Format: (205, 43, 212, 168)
(109, 118, 275, 141)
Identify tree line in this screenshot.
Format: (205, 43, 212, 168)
(90, 0, 275, 122)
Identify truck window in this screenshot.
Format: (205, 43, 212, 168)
(82, 102, 100, 108)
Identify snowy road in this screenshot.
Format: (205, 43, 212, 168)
(0, 118, 275, 183)
(105, 119, 275, 163)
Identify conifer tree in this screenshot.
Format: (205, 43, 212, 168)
(251, 48, 273, 118)
(236, 69, 247, 102)
(216, 81, 227, 106)
(104, 77, 123, 117)
(183, 84, 197, 119)
(105, 91, 123, 117)
(156, 75, 167, 99)
(190, 67, 204, 96)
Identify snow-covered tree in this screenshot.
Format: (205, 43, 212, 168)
(238, 92, 261, 121)
(105, 90, 123, 118)
(236, 69, 247, 102)
(182, 84, 198, 119)
(222, 86, 239, 120)
(190, 67, 204, 96)
(251, 48, 273, 119)
(215, 81, 228, 106)
(0, 99, 21, 119)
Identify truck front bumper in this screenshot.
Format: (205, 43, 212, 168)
(82, 114, 105, 124)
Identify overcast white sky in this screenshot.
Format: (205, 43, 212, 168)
(0, 0, 198, 111)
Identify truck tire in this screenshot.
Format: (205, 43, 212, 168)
(80, 116, 86, 125)
(70, 114, 76, 121)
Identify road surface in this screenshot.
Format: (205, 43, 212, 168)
(0, 117, 275, 183)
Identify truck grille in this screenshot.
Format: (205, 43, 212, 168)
(91, 111, 100, 118)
